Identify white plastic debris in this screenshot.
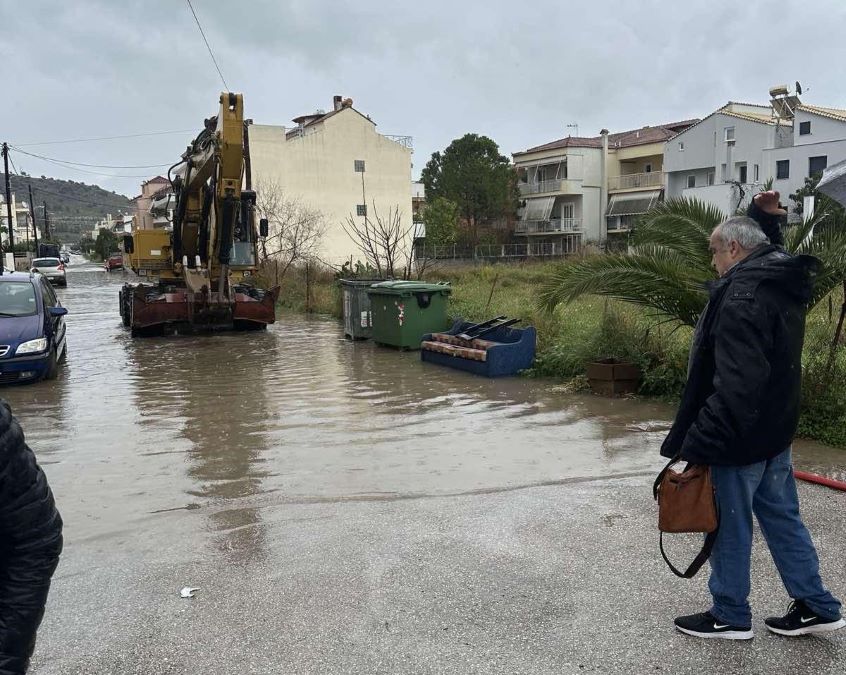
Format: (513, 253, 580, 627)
(180, 587, 200, 598)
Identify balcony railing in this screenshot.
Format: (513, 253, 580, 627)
(519, 179, 562, 195)
(514, 218, 581, 234)
(607, 171, 663, 191)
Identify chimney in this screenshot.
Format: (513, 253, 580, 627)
(333, 95, 342, 112)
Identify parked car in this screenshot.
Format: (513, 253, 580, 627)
(60, 253, 70, 264)
(105, 253, 123, 271)
(30, 257, 67, 287)
(0, 271, 68, 384)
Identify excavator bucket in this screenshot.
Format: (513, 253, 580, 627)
(121, 283, 279, 334)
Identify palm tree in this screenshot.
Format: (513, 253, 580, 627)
(538, 197, 846, 327)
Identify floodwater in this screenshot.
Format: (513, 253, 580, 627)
(3, 257, 844, 548)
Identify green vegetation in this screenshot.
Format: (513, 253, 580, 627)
(420, 134, 518, 246)
(4, 172, 132, 242)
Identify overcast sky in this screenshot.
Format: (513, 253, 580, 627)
(2, 0, 844, 200)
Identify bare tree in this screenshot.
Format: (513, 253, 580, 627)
(255, 178, 326, 285)
(342, 201, 437, 279)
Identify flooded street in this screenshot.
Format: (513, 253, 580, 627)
(7, 259, 846, 674)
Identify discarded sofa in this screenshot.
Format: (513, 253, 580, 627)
(420, 319, 536, 377)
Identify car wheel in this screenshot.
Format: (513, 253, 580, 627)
(59, 343, 68, 363)
(45, 346, 59, 380)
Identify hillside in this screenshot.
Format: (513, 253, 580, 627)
(2, 172, 133, 242)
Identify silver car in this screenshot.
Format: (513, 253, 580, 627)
(31, 257, 67, 287)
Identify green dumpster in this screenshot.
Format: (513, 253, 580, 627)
(367, 281, 452, 349)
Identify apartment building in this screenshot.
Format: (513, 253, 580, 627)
(249, 96, 413, 267)
(664, 91, 846, 217)
(512, 119, 696, 253)
(0, 193, 40, 245)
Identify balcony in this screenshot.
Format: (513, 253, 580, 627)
(519, 179, 562, 195)
(608, 171, 664, 192)
(514, 218, 581, 235)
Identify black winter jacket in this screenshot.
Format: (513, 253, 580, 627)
(0, 401, 63, 675)
(660, 246, 819, 466)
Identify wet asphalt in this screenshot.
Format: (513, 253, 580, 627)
(4, 259, 844, 674)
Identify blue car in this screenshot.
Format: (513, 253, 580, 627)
(0, 271, 68, 384)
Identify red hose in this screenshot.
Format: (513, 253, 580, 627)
(794, 470, 846, 492)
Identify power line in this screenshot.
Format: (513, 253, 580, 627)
(11, 147, 170, 170)
(13, 129, 195, 147)
(10, 150, 157, 179)
(185, 0, 229, 90)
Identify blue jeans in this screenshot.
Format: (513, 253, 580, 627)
(708, 448, 842, 627)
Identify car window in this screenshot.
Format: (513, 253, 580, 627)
(33, 258, 61, 267)
(0, 282, 38, 316)
(40, 278, 59, 306)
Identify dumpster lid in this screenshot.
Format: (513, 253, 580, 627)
(367, 281, 451, 295)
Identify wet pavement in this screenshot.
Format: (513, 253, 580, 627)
(4, 258, 846, 674)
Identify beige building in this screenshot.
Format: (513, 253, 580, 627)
(249, 96, 413, 267)
(133, 176, 170, 230)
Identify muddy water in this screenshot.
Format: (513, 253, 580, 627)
(3, 257, 844, 547)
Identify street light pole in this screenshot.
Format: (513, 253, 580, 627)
(3, 143, 15, 251)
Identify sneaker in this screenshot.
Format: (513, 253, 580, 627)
(765, 600, 846, 636)
(674, 611, 753, 640)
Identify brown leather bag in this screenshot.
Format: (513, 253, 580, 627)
(653, 457, 719, 578)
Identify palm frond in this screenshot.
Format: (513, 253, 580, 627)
(633, 197, 725, 271)
(537, 252, 709, 326)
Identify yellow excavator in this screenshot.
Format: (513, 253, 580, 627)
(119, 93, 278, 335)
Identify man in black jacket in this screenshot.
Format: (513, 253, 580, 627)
(0, 401, 63, 674)
(665, 211, 844, 640)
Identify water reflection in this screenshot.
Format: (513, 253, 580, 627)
(123, 331, 279, 564)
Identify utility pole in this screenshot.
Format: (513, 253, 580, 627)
(42, 201, 51, 241)
(28, 184, 39, 252)
(3, 143, 14, 251)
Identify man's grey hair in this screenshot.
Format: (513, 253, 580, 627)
(713, 216, 769, 250)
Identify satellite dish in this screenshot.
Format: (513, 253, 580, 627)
(796, 81, 803, 95)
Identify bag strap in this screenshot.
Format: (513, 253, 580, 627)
(654, 455, 720, 579)
(659, 530, 718, 578)
(653, 454, 682, 500)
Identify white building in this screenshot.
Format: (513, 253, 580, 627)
(512, 119, 696, 252)
(664, 93, 846, 217)
(0, 193, 40, 245)
(249, 95, 414, 267)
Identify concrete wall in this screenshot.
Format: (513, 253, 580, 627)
(665, 114, 775, 198)
(250, 109, 413, 267)
(794, 110, 846, 145)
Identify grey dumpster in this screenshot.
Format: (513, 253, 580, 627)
(340, 279, 383, 340)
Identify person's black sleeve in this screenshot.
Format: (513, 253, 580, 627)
(747, 199, 785, 246)
(0, 401, 63, 675)
(678, 298, 773, 464)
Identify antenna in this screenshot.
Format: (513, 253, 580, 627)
(566, 123, 579, 137)
(796, 81, 803, 95)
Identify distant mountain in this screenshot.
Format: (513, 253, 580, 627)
(2, 173, 133, 242)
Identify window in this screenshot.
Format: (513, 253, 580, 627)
(354, 159, 366, 172)
(707, 171, 715, 186)
(644, 163, 653, 173)
(808, 156, 828, 177)
(687, 175, 696, 189)
(799, 121, 811, 135)
(721, 163, 727, 181)
(738, 164, 747, 184)
(678, 142, 685, 151)
(356, 204, 367, 217)
(724, 126, 735, 142)
(754, 164, 759, 181)
(776, 160, 790, 180)
(560, 203, 575, 220)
